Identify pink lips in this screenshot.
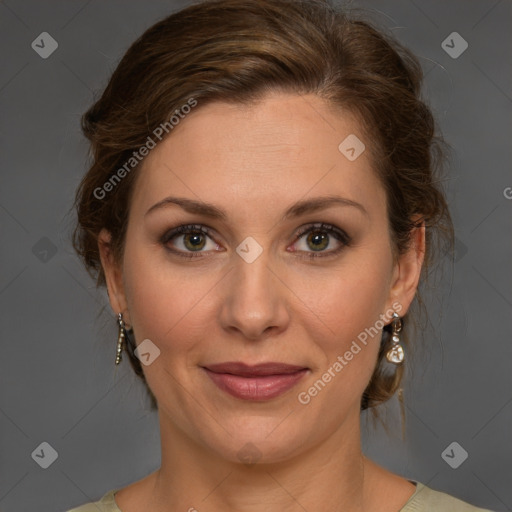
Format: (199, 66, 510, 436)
(203, 362, 308, 401)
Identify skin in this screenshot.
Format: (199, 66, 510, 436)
(98, 91, 425, 512)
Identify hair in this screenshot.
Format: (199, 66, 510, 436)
(72, 0, 454, 415)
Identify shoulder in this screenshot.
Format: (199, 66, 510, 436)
(65, 488, 121, 512)
(400, 482, 496, 512)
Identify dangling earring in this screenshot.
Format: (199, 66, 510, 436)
(386, 312, 404, 364)
(115, 313, 126, 366)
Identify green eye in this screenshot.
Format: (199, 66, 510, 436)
(292, 222, 351, 259)
(161, 222, 351, 260)
(161, 224, 218, 258)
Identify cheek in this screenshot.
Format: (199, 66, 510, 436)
(299, 250, 394, 406)
(122, 240, 220, 352)
(311, 254, 393, 349)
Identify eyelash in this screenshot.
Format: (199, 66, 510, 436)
(160, 222, 351, 260)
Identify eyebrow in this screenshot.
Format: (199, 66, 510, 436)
(144, 194, 368, 220)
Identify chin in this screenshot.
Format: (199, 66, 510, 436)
(220, 434, 308, 466)
(191, 411, 317, 466)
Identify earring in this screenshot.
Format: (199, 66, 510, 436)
(386, 312, 404, 364)
(115, 313, 126, 366)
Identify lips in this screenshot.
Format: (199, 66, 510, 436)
(202, 362, 308, 400)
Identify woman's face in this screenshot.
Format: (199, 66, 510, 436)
(100, 92, 422, 464)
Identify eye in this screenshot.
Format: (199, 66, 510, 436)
(160, 224, 221, 258)
(291, 222, 351, 259)
(160, 222, 351, 260)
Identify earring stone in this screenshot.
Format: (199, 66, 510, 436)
(115, 313, 125, 366)
(386, 312, 404, 364)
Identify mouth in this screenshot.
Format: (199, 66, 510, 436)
(202, 362, 309, 401)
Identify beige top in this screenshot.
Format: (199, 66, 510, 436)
(66, 481, 495, 511)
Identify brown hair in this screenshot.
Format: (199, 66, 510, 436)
(73, 0, 453, 414)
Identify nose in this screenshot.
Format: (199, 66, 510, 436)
(218, 249, 290, 341)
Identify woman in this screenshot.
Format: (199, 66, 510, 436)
(68, 0, 494, 510)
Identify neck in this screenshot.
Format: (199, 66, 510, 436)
(147, 410, 370, 512)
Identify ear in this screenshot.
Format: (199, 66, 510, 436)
(386, 221, 426, 316)
(98, 228, 131, 326)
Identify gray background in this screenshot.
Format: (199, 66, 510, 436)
(0, 1, 510, 511)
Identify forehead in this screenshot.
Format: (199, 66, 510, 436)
(130, 92, 385, 219)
